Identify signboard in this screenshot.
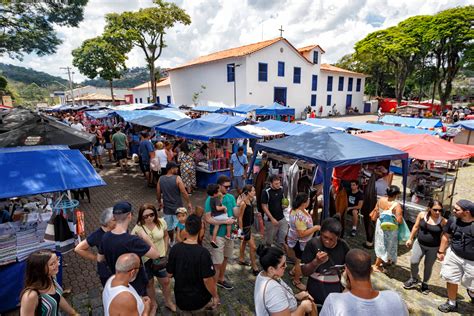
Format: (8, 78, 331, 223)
(53, 91, 66, 97)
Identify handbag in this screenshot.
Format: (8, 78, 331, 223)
(140, 225, 168, 275)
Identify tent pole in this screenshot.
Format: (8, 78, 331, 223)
(401, 158, 408, 212)
(322, 166, 332, 223)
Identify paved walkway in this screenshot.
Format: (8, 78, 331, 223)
(7, 154, 473, 315)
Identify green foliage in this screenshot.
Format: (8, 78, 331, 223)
(72, 36, 128, 82)
(349, 5, 473, 107)
(0, 0, 88, 59)
(104, 0, 191, 100)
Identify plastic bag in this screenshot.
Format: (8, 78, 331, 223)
(398, 218, 411, 244)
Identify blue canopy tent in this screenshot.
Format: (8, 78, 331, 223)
(224, 104, 263, 114)
(350, 122, 439, 135)
(255, 120, 316, 136)
(381, 115, 442, 129)
(453, 120, 474, 131)
(112, 109, 187, 122)
(85, 110, 113, 120)
(128, 115, 173, 128)
(197, 113, 245, 126)
(250, 131, 409, 220)
(302, 118, 353, 130)
(192, 105, 225, 113)
(0, 145, 106, 199)
(156, 119, 259, 141)
(255, 102, 295, 116)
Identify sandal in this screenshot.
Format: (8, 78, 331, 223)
(238, 260, 251, 266)
(292, 280, 307, 291)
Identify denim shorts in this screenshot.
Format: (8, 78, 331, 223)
(164, 214, 178, 231)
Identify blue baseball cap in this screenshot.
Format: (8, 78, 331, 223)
(113, 201, 132, 214)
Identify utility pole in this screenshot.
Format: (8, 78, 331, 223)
(60, 67, 75, 106)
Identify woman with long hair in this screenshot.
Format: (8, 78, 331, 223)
(254, 245, 314, 315)
(20, 250, 78, 316)
(131, 203, 176, 313)
(372, 185, 403, 273)
(237, 184, 259, 275)
(287, 192, 321, 291)
(404, 200, 447, 294)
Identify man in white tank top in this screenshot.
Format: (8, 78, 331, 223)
(102, 253, 150, 316)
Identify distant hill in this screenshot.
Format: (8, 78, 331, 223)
(82, 67, 150, 88)
(0, 63, 152, 89)
(0, 63, 68, 87)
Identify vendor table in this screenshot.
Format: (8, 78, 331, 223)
(196, 167, 230, 189)
(0, 252, 63, 313)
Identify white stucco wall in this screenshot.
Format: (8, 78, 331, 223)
(167, 40, 366, 118)
(132, 85, 172, 104)
(318, 72, 365, 116)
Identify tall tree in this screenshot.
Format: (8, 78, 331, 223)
(72, 37, 129, 104)
(425, 6, 474, 107)
(0, 0, 88, 59)
(355, 27, 418, 105)
(104, 0, 190, 102)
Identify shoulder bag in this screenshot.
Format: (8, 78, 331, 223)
(140, 225, 168, 274)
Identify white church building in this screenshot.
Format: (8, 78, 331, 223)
(132, 37, 367, 117)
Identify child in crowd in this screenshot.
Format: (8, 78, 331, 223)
(208, 184, 231, 248)
(194, 206, 206, 245)
(175, 207, 188, 242)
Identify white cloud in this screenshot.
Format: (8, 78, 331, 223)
(0, 0, 469, 83)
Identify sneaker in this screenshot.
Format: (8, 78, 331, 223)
(350, 229, 357, 237)
(403, 278, 419, 289)
(210, 241, 219, 249)
(438, 301, 458, 313)
(420, 282, 429, 295)
(217, 280, 234, 290)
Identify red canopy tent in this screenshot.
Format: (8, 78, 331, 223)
(357, 130, 474, 161)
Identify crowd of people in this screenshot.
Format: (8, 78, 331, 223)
(20, 111, 473, 315)
(19, 165, 474, 315)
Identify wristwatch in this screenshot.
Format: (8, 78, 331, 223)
(437, 251, 445, 254)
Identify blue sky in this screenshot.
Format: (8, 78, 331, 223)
(0, 0, 469, 82)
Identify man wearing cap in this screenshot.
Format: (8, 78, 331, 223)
(98, 202, 160, 297)
(437, 199, 474, 313)
(138, 131, 155, 188)
(157, 162, 192, 243)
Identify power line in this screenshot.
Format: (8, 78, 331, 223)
(60, 67, 75, 105)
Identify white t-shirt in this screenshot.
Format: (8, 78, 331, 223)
(156, 149, 168, 168)
(254, 273, 297, 316)
(320, 290, 409, 316)
(70, 122, 85, 132)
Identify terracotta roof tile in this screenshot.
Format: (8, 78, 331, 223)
(169, 37, 284, 71)
(297, 44, 326, 53)
(74, 93, 125, 101)
(131, 77, 170, 90)
(320, 63, 368, 77)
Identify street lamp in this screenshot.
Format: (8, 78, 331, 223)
(231, 64, 241, 107)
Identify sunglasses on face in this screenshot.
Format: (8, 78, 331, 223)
(143, 213, 155, 219)
(223, 185, 231, 189)
(431, 208, 443, 212)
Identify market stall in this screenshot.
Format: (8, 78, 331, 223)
(197, 113, 246, 125)
(0, 145, 106, 313)
(255, 102, 295, 121)
(299, 118, 353, 131)
(128, 115, 173, 128)
(156, 119, 259, 188)
(349, 122, 439, 135)
(358, 130, 474, 221)
(0, 114, 95, 150)
(223, 103, 263, 115)
(255, 119, 317, 136)
(249, 129, 409, 220)
(380, 115, 443, 129)
(453, 120, 474, 145)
